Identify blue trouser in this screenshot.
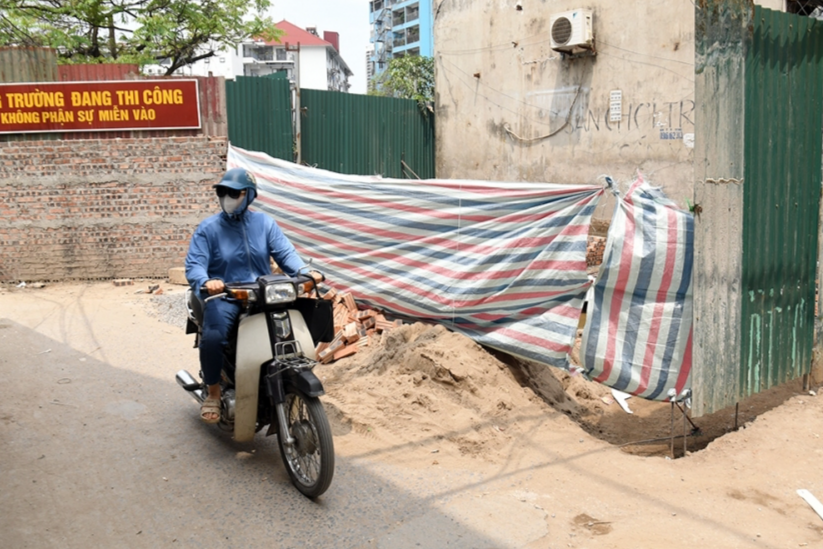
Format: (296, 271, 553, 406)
(200, 298, 242, 386)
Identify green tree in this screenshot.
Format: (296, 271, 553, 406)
(370, 55, 434, 104)
(0, 0, 282, 75)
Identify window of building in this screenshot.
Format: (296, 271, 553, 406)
(406, 3, 419, 22)
(393, 51, 406, 59)
(407, 24, 420, 45)
(787, 0, 823, 15)
(370, 0, 383, 12)
(393, 9, 405, 27)
(393, 30, 406, 48)
(408, 47, 420, 57)
(276, 48, 288, 61)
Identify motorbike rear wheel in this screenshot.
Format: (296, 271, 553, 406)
(277, 390, 334, 498)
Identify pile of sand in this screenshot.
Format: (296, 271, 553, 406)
(321, 322, 616, 463)
(321, 320, 804, 461)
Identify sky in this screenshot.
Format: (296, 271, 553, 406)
(269, 1, 372, 94)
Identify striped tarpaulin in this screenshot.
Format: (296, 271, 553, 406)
(580, 175, 694, 400)
(228, 145, 603, 369)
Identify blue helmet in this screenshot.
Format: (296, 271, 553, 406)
(215, 168, 258, 195)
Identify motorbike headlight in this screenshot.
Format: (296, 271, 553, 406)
(264, 282, 297, 304)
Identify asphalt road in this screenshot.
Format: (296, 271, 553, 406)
(1, 319, 512, 549)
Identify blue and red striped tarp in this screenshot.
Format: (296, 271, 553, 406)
(580, 175, 694, 400)
(228, 145, 602, 369)
(228, 146, 695, 399)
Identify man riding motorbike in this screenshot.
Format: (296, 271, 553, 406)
(185, 167, 321, 423)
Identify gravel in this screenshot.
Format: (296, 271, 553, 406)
(148, 290, 189, 330)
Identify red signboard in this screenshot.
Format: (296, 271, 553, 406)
(0, 80, 201, 133)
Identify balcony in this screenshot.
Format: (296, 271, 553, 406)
(242, 44, 274, 62)
(393, 31, 406, 49)
(393, 10, 405, 26)
(406, 25, 420, 45)
(406, 3, 419, 22)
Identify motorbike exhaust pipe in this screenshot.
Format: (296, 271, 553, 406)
(176, 370, 205, 403)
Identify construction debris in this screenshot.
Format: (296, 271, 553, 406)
(315, 289, 404, 364)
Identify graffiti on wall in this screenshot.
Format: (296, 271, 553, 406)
(521, 87, 695, 144)
(570, 100, 695, 135)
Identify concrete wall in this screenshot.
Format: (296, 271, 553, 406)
(0, 137, 226, 282)
(433, 0, 782, 223)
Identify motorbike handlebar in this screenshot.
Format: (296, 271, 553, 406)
(200, 272, 325, 301)
(203, 292, 227, 303)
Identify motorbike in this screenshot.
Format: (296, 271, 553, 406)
(176, 273, 335, 498)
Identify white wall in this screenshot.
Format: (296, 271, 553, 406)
(758, 0, 785, 9)
(434, 0, 785, 222)
(202, 49, 241, 79)
(299, 47, 330, 90)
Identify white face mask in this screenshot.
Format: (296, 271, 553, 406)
(220, 195, 244, 215)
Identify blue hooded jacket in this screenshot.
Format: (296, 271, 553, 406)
(185, 193, 308, 293)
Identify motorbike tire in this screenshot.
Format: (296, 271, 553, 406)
(277, 390, 335, 498)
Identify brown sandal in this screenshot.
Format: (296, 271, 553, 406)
(200, 397, 221, 424)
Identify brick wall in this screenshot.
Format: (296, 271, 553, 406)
(0, 136, 226, 282)
(586, 236, 606, 269)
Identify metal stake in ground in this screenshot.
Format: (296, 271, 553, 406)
(670, 400, 675, 459)
(683, 396, 688, 457)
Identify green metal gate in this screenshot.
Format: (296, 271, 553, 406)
(226, 75, 293, 161)
(300, 90, 435, 179)
(741, 6, 823, 397)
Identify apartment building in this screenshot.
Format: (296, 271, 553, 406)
(367, 0, 433, 84)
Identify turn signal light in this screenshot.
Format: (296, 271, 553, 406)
(229, 289, 253, 302)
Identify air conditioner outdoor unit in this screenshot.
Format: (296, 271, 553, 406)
(549, 9, 594, 54)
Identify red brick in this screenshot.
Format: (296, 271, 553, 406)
(333, 345, 358, 361)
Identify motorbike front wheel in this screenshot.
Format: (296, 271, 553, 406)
(277, 390, 335, 498)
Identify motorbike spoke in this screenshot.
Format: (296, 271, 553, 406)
(284, 394, 324, 486)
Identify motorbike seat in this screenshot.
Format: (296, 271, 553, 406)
(186, 288, 205, 326)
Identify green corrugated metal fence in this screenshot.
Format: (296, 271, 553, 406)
(225, 82, 434, 177)
(226, 76, 293, 161)
(740, 6, 823, 396)
(300, 90, 435, 179)
(694, 2, 823, 416)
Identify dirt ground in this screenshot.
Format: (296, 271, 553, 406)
(4, 280, 823, 548)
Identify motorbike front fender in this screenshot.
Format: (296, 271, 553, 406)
(235, 308, 319, 442)
(234, 313, 272, 442)
(284, 368, 325, 398)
